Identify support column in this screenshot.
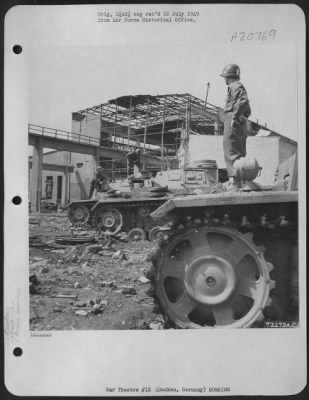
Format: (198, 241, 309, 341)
(64, 166, 69, 206)
(214, 107, 220, 135)
(94, 148, 100, 168)
(30, 137, 43, 212)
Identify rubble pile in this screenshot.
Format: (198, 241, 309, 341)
(29, 213, 166, 330)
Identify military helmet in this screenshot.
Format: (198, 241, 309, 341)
(220, 64, 240, 78)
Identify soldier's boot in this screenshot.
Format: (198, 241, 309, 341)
(223, 178, 242, 192)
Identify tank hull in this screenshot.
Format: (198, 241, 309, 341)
(148, 190, 298, 328)
(67, 195, 171, 238)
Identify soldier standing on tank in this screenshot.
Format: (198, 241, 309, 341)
(127, 148, 143, 188)
(127, 148, 142, 175)
(88, 166, 110, 199)
(221, 64, 251, 190)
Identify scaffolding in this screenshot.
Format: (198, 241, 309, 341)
(76, 93, 221, 130)
(73, 93, 224, 179)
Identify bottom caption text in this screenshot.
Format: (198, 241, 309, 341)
(106, 386, 231, 394)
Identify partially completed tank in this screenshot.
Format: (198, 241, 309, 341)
(67, 185, 171, 242)
(67, 161, 220, 242)
(147, 154, 298, 328)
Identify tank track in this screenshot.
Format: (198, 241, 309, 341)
(91, 199, 169, 231)
(68, 198, 167, 230)
(145, 210, 296, 329)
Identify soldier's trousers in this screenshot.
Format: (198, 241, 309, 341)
(223, 113, 248, 177)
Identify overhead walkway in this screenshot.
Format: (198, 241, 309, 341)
(29, 124, 168, 212)
(28, 124, 167, 166)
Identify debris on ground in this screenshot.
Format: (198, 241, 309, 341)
(138, 276, 150, 284)
(122, 287, 137, 295)
(50, 294, 78, 300)
(55, 235, 96, 245)
(75, 310, 88, 317)
(29, 274, 40, 294)
(149, 322, 164, 330)
(100, 281, 116, 288)
(86, 244, 106, 254)
(75, 301, 87, 307)
(149, 315, 166, 330)
(92, 304, 104, 315)
(112, 250, 128, 260)
(29, 213, 161, 330)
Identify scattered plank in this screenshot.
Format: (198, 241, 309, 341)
(50, 294, 78, 299)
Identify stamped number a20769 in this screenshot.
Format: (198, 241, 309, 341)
(231, 30, 276, 42)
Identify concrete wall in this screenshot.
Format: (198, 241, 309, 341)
(29, 151, 69, 205)
(70, 153, 97, 201)
(69, 115, 102, 200)
(43, 150, 68, 165)
(279, 138, 297, 164)
(29, 150, 100, 203)
(29, 114, 103, 204)
(72, 113, 101, 139)
(247, 137, 279, 185)
(188, 135, 225, 169)
(41, 170, 65, 204)
(188, 135, 289, 185)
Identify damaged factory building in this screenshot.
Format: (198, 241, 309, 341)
(28, 93, 296, 211)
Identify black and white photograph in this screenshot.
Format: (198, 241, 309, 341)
(4, 3, 306, 396)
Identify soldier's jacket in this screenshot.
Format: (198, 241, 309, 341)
(224, 80, 251, 122)
(127, 151, 142, 168)
(90, 173, 109, 192)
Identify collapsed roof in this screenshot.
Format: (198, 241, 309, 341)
(74, 93, 221, 134)
(73, 93, 273, 138)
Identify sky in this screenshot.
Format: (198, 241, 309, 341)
(28, 42, 298, 140)
(8, 4, 302, 144)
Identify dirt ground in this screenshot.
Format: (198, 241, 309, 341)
(29, 213, 165, 331)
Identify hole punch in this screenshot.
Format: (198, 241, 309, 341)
(13, 45, 23, 54)
(12, 196, 22, 205)
(13, 347, 23, 357)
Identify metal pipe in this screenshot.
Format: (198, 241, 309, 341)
(183, 98, 191, 168)
(161, 98, 166, 169)
(128, 96, 132, 148)
(113, 100, 117, 144)
(143, 96, 150, 151)
(205, 82, 210, 107)
(215, 106, 220, 135)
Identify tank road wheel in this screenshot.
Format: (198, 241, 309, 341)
(128, 228, 146, 243)
(149, 226, 164, 242)
(154, 227, 275, 328)
(95, 207, 123, 235)
(68, 205, 90, 227)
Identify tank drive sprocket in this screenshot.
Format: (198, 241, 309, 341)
(150, 226, 275, 328)
(68, 205, 90, 227)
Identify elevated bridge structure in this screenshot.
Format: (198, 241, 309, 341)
(29, 124, 167, 212)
